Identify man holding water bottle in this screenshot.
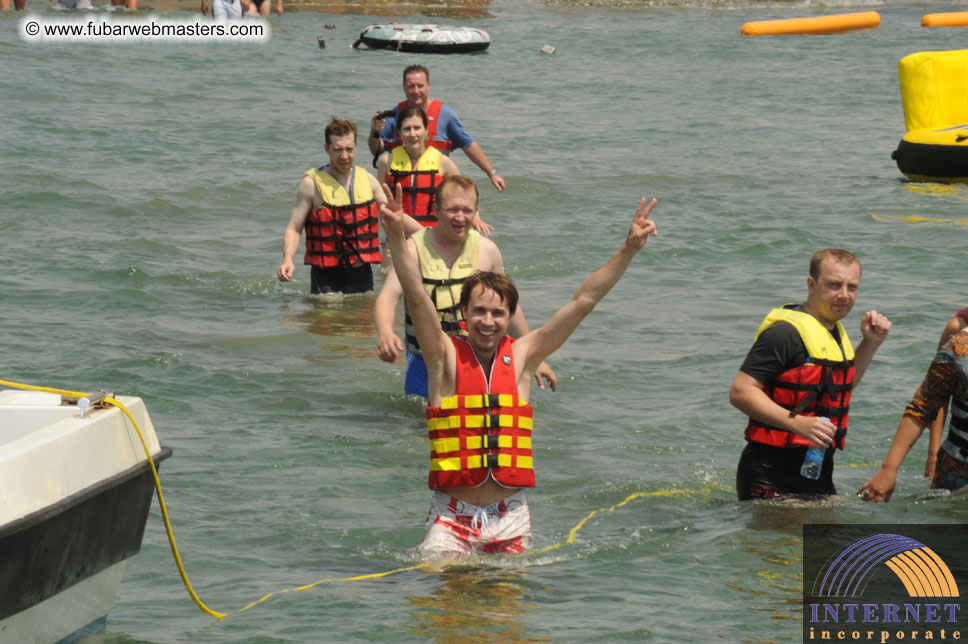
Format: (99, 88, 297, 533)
(729, 249, 892, 500)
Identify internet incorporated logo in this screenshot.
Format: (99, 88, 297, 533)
(803, 526, 966, 643)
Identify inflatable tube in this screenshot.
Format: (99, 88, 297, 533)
(894, 49, 968, 182)
(352, 24, 490, 54)
(893, 127, 968, 182)
(922, 12, 968, 28)
(741, 11, 880, 36)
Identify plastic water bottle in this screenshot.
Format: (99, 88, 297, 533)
(800, 416, 830, 480)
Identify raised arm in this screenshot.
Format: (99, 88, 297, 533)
(368, 113, 388, 157)
(515, 198, 658, 376)
(852, 310, 891, 385)
(277, 176, 314, 282)
(380, 184, 451, 368)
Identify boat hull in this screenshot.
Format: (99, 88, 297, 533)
(0, 390, 170, 643)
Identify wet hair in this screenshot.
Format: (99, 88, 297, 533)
(403, 64, 430, 83)
(809, 249, 861, 280)
(324, 118, 357, 146)
(460, 271, 519, 317)
(396, 106, 428, 132)
(436, 175, 479, 211)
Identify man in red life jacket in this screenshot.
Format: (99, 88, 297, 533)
(380, 182, 658, 557)
(729, 249, 892, 500)
(368, 64, 506, 193)
(276, 118, 421, 295)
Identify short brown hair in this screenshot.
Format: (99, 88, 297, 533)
(396, 106, 428, 132)
(460, 271, 518, 316)
(324, 118, 357, 146)
(436, 175, 479, 211)
(809, 249, 860, 280)
(403, 64, 429, 83)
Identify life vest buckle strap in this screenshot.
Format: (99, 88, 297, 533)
(834, 427, 847, 448)
(485, 454, 499, 468)
(421, 277, 466, 287)
(439, 320, 462, 334)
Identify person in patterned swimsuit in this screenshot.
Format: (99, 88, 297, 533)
(859, 319, 968, 501)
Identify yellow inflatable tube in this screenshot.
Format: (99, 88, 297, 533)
(922, 12, 968, 28)
(893, 49, 968, 182)
(741, 11, 880, 37)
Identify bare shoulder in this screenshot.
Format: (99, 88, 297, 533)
(440, 155, 460, 176)
(296, 174, 318, 204)
(298, 173, 316, 192)
(946, 315, 968, 336)
(477, 235, 503, 270)
(367, 172, 387, 203)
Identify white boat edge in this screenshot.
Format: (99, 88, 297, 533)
(0, 389, 170, 644)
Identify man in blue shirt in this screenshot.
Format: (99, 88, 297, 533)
(369, 65, 506, 193)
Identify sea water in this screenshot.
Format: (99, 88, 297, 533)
(3, 0, 968, 641)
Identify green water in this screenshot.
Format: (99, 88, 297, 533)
(4, 1, 968, 641)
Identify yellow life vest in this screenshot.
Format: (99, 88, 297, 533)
(753, 307, 855, 362)
(404, 227, 480, 355)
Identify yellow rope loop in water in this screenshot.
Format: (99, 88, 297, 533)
(0, 379, 226, 620)
(532, 480, 731, 555)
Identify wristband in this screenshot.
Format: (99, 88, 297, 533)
(487, 169, 497, 176)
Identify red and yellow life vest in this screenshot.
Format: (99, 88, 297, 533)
(744, 306, 855, 450)
(425, 336, 535, 490)
(303, 165, 381, 268)
(387, 146, 443, 227)
(386, 100, 453, 153)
